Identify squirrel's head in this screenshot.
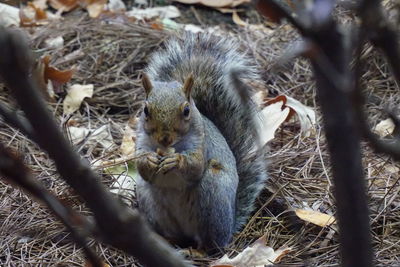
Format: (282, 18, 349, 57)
(140, 73, 194, 148)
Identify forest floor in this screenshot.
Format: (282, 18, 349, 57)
(1, 1, 400, 266)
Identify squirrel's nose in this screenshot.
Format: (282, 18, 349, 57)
(159, 135, 173, 147)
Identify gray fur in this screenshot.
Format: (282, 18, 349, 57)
(145, 33, 268, 230)
(137, 115, 237, 248)
(137, 33, 268, 249)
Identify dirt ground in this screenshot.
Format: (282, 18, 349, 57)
(1, 1, 400, 266)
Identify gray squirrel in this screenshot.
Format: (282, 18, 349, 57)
(135, 33, 268, 251)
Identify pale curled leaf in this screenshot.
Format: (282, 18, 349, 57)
(285, 95, 316, 137)
(232, 11, 247, 26)
(85, 0, 107, 18)
(295, 209, 336, 227)
(373, 118, 395, 137)
(63, 84, 94, 114)
(256, 100, 290, 146)
(211, 234, 291, 267)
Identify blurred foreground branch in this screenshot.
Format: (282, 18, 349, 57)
(0, 144, 101, 266)
(255, 0, 374, 266)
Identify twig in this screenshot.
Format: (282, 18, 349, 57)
(0, 27, 191, 267)
(353, 29, 400, 161)
(358, 0, 400, 84)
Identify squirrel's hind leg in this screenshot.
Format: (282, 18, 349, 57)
(195, 163, 238, 251)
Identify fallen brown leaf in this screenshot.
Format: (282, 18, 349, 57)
(41, 55, 75, 93)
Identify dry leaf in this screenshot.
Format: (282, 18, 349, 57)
(84, 0, 107, 18)
(68, 124, 113, 149)
(373, 118, 395, 137)
(126, 5, 180, 20)
(265, 95, 295, 121)
(232, 11, 247, 26)
(295, 209, 336, 227)
(32, 0, 48, 10)
(173, 0, 250, 8)
(255, 100, 290, 146)
(255, 94, 316, 142)
(0, 3, 20, 27)
(120, 124, 136, 156)
(184, 24, 204, 33)
(68, 126, 89, 144)
(48, 0, 79, 12)
(211, 234, 291, 267)
(285, 95, 316, 137)
(20, 2, 48, 27)
(41, 55, 75, 92)
(29, 2, 47, 19)
(44, 36, 64, 49)
(63, 84, 94, 114)
(257, 101, 289, 146)
(107, 0, 126, 11)
(91, 125, 114, 149)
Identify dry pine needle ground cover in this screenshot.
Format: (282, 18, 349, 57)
(1, 6, 400, 267)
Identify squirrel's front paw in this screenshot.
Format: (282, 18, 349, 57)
(157, 153, 184, 174)
(138, 152, 160, 182)
(146, 153, 160, 168)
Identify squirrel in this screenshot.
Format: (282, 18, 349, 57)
(135, 33, 268, 251)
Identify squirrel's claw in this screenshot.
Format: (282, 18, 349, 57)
(156, 153, 183, 174)
(147, 154, 159, 166)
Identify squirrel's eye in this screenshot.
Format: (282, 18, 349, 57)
(183, 104, 190, 118)
(143, 105, 149, 117)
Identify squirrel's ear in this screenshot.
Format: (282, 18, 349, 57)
(141, 73, 153, 96)
(183, 74, 194, 99)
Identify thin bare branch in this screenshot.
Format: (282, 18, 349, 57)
(352, 25, 400, 161)
(358, 0, 400, 84)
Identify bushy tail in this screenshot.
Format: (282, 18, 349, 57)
(145, 33, 268, 230)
